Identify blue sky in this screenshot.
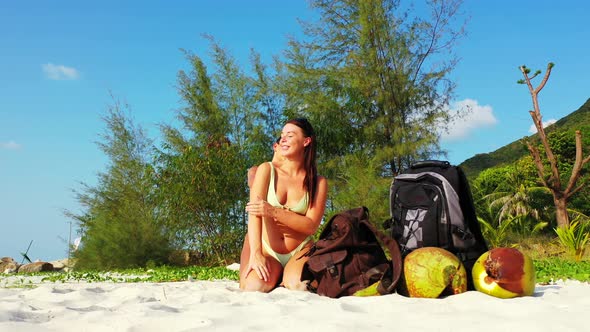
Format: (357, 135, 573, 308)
(2, 1, 589, 262)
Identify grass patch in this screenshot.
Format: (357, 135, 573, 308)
(534, 258, 590, 284)
(3, 241, 590, 287)
(0, 265, 238, 286)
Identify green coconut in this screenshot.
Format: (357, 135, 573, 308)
(402, 247, 468, 298)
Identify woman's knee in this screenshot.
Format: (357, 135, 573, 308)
(282, 270, 309, 291)
(240, 259, 283, 293)
(283, 279, 309, 291)
(240, 275, 278, 293)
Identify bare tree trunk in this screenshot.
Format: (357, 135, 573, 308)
(553, 195, 569, 229)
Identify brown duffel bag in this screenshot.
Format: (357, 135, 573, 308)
(302, 206, 402, 298)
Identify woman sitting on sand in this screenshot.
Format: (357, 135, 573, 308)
(241, 118, 328, 292)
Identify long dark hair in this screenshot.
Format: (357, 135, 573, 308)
(286, 118, 318, 207)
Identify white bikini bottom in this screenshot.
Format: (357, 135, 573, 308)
(262, 236, 313, 267)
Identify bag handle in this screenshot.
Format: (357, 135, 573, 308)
(359, 217, 403, 295)
(410, 160, 451, 169)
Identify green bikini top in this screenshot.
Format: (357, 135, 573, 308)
(267, 162, 309, 215)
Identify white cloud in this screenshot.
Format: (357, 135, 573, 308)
(528, 119, 556, 133)
(441, 99, 498, 141)
(42, 63, 80, 80)
(1, 140, 22, 150)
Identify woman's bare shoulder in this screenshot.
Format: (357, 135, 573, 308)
(257, 161, 272, 171)
(253, 161, 273, 180)
(315, 175, 328, 194)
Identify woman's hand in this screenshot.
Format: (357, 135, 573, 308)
(245, 196, 276, 218)
(248, 250, 270, 282)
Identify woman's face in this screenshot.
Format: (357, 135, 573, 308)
(279, 123, 311, 158)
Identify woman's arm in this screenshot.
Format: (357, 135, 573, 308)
(268, 176, 329, 236)
(247, 163, 269, 251)
(246, 162, 272, 280)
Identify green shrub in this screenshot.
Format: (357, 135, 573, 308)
(478, 215, 515, 248)
(555, 219, 590, 261)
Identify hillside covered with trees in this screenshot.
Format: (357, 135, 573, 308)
(464, 82, 590, 251)
(460, 98, 590, 179)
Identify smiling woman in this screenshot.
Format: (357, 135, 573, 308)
(241, 118, 328, 292)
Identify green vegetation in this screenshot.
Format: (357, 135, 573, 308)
(555, 220, 590, 261)
(471, 156, 590, 266)
(68, 99, 172, 270)
(69, 0, 470, 268)
(516, 63, 589, 228)
(63, 0, 589, 281)
(477, 214, 516, 249)
(534, 259, 590, 284)
(1, 260, 587, 288)
(280, 0, 466, 178)
(468, 88, 589, 257)
(39, 266, 238, 283)
(461, 98, 590, 179)
(0, 266, 238, 287)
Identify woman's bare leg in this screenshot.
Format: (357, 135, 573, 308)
(282, 243, 313, 291)
(239, 235, 283, 292)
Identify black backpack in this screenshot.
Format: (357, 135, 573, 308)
(387, 160, 488, 289)
(302, 207, 402, 298)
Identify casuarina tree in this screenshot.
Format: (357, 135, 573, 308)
(280, 0, 468, 177)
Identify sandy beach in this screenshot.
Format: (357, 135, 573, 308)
(0, 276, 588, 332)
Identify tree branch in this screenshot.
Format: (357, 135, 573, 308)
(519, 66, 536, 96)
(566, 177, 590, 199)
(521, 64, 560, 189)
(564, 130, 590, 194)
(526, 141, 549, 188)
(534, 63, 553, 95)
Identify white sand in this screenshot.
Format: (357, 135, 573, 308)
(0, 277, 588, 332)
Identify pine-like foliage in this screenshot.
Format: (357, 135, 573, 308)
(280, 0, 466, 177)
(155, 39, 284, 264)
(70, 99, 171, 269)
(275, 0, 467, 217)
(68, 1, 471, 266)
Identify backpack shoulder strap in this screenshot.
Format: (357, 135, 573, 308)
(359, 218, 403, 295)
(456, 166, 488, 251)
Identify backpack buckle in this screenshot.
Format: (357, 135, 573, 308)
(452, 226, 473, 240)
(327, 263, 338, 278)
